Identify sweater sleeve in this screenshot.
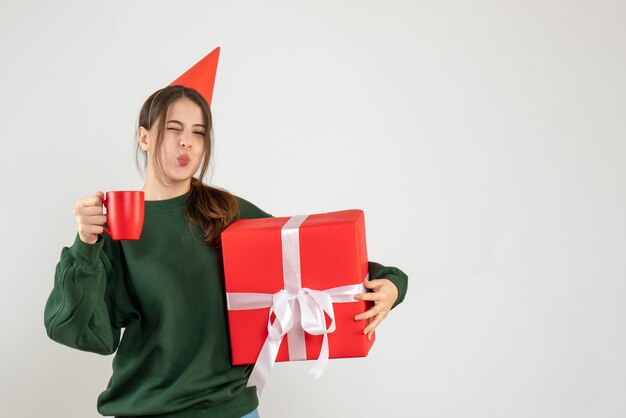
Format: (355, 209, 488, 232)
(236, 196, 273, 219)
(44, 234, 128, 355)
(368, 261, 408, 309)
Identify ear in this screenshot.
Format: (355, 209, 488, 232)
(138, 126, 150, 151)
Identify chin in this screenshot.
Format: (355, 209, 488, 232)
(162, 172, 193, 185)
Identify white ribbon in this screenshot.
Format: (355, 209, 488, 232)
(225, 214, 367, 394)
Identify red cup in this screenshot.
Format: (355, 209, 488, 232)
(101, 191, 145, 240)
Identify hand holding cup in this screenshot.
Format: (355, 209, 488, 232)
(73, 191, 144, 244)
(74, 192, 107, 244)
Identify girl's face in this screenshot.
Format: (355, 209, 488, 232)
(143, 97, 207, 187)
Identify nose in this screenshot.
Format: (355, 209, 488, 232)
(179, 134, 191, 149)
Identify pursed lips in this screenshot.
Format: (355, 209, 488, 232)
(177, 154, 190, 166)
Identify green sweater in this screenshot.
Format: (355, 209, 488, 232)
(44, 193, 408, 417)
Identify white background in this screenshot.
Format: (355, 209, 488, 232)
(1, 1, 625, 417)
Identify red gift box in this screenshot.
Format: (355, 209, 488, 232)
(221, 209, 374, 391)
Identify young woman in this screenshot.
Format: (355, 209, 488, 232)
(44, 85, 408, 417)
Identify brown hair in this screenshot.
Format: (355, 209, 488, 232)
(136, 85, 239, 247)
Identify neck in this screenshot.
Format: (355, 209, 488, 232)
(142, 178, 192, 201)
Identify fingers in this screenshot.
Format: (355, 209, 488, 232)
(354, 305, 379, 321)
(76, 217, 107, 244)
(354, 306, 388, 341)
(360, 279, 399, 307)
(363, 278, 383, 290)
(76, 215, 107, 227)
(74, 192, 106, 244)
(363, 311, 387, 335)
(353, 279, 394, 303)
(354, 279, 396, 339)
(80, 206, 105, 216)
(77, 192, 105, 208)
(353, 292, 377, 302)
(78, 224, 105, 241)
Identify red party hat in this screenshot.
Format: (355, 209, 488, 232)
(170, 46, 220, 106)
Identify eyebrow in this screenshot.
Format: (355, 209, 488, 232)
(166, 119, 206, 129)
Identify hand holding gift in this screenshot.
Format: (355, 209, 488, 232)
(354, 278, 399, 340)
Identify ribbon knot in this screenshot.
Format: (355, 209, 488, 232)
(267, 288, 336, 342)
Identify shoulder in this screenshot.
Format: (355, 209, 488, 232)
(234, 195, 273, 220)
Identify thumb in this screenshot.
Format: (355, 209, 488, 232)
(363, 278, 380, 290)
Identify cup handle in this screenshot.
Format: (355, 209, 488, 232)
(100, 196, 111, 236)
